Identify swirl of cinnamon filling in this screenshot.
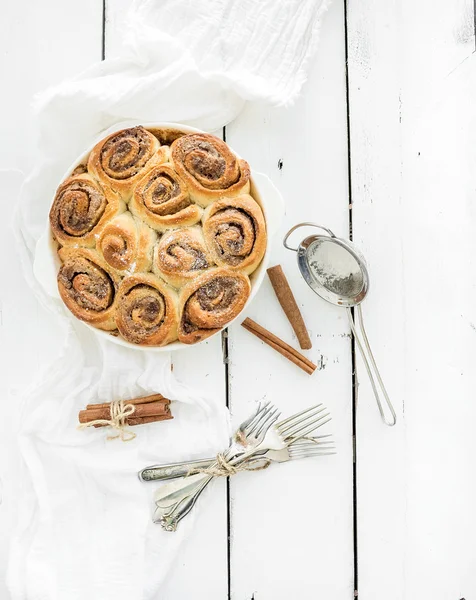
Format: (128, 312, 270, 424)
(202, 195, 266, 275)
(130, 164, 202, 231)
(97, 212, 156, 274)
(115, 274, 178, 346)
(153, 227, 212, 288)
(178, 268, 251, 344)
(88, 126, 168, 199)
(49, 174, 123, 247)
(170, 133, 250, 207)
(57, 247, 119, 330)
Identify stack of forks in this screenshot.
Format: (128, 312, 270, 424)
(139, 402, 335, 531)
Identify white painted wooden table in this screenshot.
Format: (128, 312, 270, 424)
(1, 1, 476, 598)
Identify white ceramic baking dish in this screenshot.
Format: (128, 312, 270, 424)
(34, 122, 284, 351)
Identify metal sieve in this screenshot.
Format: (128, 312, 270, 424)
(284, 222, 396, 426)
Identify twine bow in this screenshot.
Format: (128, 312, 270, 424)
(188, 436, 326, 476)
(77, 399, 137, 442)
(189, 452, 271, 477)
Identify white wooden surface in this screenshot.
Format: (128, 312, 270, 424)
(348, 1, 476, 599)
(1, 1, 476, 598)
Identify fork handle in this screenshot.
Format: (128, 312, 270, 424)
(160, 475, 213, 531)
(159, 449, 261, 531)
(139, 458, 214, 482)
(155, 474, 207, 508)
(154, 455, 271, 508)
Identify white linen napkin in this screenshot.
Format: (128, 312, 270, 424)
(7, 0, 330, 598)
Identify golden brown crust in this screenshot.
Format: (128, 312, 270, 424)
(170, 133, 250, 207)
(88, 126, 168, 200)
(129, 164, 202, 231)
(57, 247, 120, 330)
(202, 195, 266, 275)
(178, 268, 251, 344)
(71, 164, 88, 176)
(153, 227, 213, 289)
(97, 212, 157, 275)
(115, 273, 178, 346)
(147, 128, 187, 146)
(49, 174, 124, 247)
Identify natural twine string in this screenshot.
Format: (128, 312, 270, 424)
(301, 435, 324, 446)
(188, 436, 326, 477)
(77, 399, 137, 442)
(188, 453, 271, 478)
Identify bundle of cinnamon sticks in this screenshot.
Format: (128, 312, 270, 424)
(78, 393, 173, 428)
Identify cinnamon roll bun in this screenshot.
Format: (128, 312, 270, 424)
(130, 164, 202, 231)
(97, 212, 157, 275)
(116, 274, 179, 346)
(170, 133, 250, 207)
(178, 268, 251, 344)
(88, 126, 168, 199)
(49, 174, 124, 247)
(153, 227, 212, 289)
(202, 195, 266, 275)
(57, 247, 120, 330)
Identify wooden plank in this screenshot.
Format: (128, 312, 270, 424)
(226, 2, 354, 598)
(345, 3, 406, 596)
(159, 342, 228, 600)
(103, 2, 229, 598)
(0, 2, 102, 599)
(347, 0, 476, 597)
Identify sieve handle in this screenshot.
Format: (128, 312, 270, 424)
(283, 222, 336, 252)
(347, 306, 397, 426)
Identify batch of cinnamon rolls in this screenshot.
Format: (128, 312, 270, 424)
(50, 126, 267, 346)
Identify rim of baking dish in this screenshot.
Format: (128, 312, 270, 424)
(38, 121, 283, 352)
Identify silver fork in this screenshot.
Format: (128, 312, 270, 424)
(276, 404, 332, 443)
(152, 401, 280, 505)
(243, 441, 336, 468)
(141, 435, 335, 482)
(152, 436, 335, 510)
(156, 403, 280, 529)
(158, 403, 332, 530)
(156, 403, 332, 508)
(157, 402, 281, 531)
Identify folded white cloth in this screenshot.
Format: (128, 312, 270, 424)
(8, 0, 330, 598)
(8, 325, 231, 599)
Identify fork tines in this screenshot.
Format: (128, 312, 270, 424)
(243, 402, 281, 437)
(276, 403, 332, 441)
(289, 433, 336, 456)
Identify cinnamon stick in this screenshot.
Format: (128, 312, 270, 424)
(86, 393, 168, 410)
(79, 400, 171, 424)
(241, 318, 316, 375)
(267, 265, 312, 350)
(92, 414, 173, 428)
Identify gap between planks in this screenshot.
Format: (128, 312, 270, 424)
(222, 125, 233, 600)
(102, 0, 106, 61)
(343, 0, 359, 596)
